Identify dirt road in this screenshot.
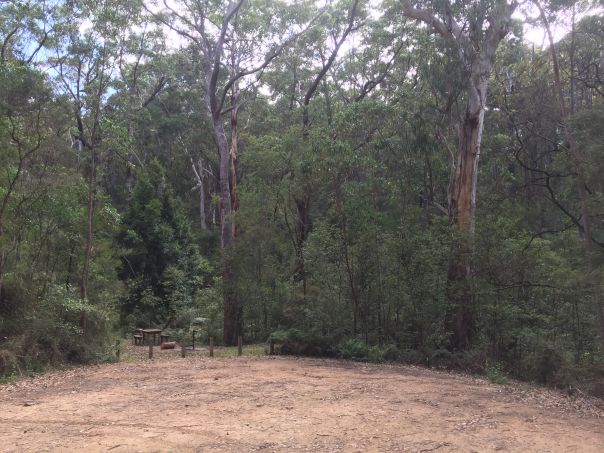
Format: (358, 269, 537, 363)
(1, 354, 603, 452)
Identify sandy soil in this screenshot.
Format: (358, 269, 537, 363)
(1, 350, 603, 452)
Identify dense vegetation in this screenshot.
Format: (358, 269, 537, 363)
(1, 0, 603, 392)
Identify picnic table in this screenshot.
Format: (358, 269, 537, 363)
(137, 328, 163, 346)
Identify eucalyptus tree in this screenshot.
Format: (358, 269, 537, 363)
(400, 0, 518, 349)
(50, 0, 143, 301)
(529, 1, 604, 351)
(113, 21, 168, 196)
(262, 0, 366, 295)
(146, 0, 319, 344)
(0, 0, 61, 66)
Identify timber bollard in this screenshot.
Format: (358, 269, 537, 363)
(238, 336, 242, 356)
(181, 343, 186, 358)
(209, 337, 214, 357)
(269, 339, 275, 355)
(148, 342, 153, 359)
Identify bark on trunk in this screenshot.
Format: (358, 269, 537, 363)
(445, 74, 488, 350)
(191, 158, 207, 230)
(211, 113, 239, 345)
(80, 145, 95, 302)
(0, 222, 5, 302)
(213, 114, 234, 249)
(229, 89, 240, 238)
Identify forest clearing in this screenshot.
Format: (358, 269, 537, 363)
(2, 2, 604, 450)
(1, 347, 603, 452)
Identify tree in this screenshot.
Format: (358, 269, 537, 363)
(400, 0, 517, 349)
(119, 159, 207, 325)
(146, 0, 318, 344)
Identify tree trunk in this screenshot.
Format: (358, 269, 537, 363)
(0, 222, 5, 302)
(213, 114, 234, 249)
(229, 88, 240, 238)
(445, 72, 488, 350)
(80, 145, 95, 302)
(191, 158, 207, 230)
(198, 164, 206, 231)
(211, 112, 239, 345)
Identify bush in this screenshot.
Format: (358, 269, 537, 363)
(338, 338, 369, 360)
(0, 284, 114, 380)
(269, 329, 336, 356)
(399, 348, 426, 364)
(486, 363, 509, 385)
(429, 349, 452, 368)
(382, 344, 402, 362)
(0, 349, 18, 376)
(367, 345, 384, 362)
(269, 329, 336, 357)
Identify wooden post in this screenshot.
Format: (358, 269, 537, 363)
(209, 337, 214, 357)
(238, 336, 242, 356)
(269, 339, 275, 355)
(181, 343, 186, 358)
(115, 339, 121, 361)
(148, 342, 153, 360)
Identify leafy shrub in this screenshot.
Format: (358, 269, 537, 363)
(0, 349, 18, 376)
(399, 349, 426, 364)
(338, 338, 369, 360)
(367, 345, 385, 362)
(486, 363, 509, 384)
(269, 329, 337, 356)
(429, 349, 452, 368)
(381, 344, 402, 362)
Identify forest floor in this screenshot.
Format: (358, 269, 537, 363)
(1, 344, 603, 452)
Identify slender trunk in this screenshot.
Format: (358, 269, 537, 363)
(295, 197, 310, 294)
(335, 173, 359, 335)
(213, 114, 233, 249)
(191, 158, 207, 230)
(198, 162, 206, 230)
(126, 117, 135, 194)
(80, 145, 95, 302)
(212, 112, 238, 345)
(0, 222, 4, 302)
(229, 88, 240, 238)
(66, 242, 75, 290)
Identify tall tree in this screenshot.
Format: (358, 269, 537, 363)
(147, 0, 317, 344)
(400, 0, 517, 349)
(531, 0, 604, 350)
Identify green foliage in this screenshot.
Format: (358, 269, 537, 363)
(118, 160, 211, 327)
(338, 339, 369, 360)
(486, 363, 510, 385)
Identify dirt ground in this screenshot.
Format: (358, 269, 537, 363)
(1, 347, 603, 452)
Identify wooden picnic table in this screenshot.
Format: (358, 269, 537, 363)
(137, 328, 162, 346)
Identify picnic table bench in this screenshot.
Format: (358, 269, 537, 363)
(135, 328, 163, 346)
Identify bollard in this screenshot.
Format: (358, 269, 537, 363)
(148, 342, 153, 360)
(209, 337, 214, 357)
(238, 336, 242, 356)
(269, 339, 275, 355)
(181, 343, 186, 358)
